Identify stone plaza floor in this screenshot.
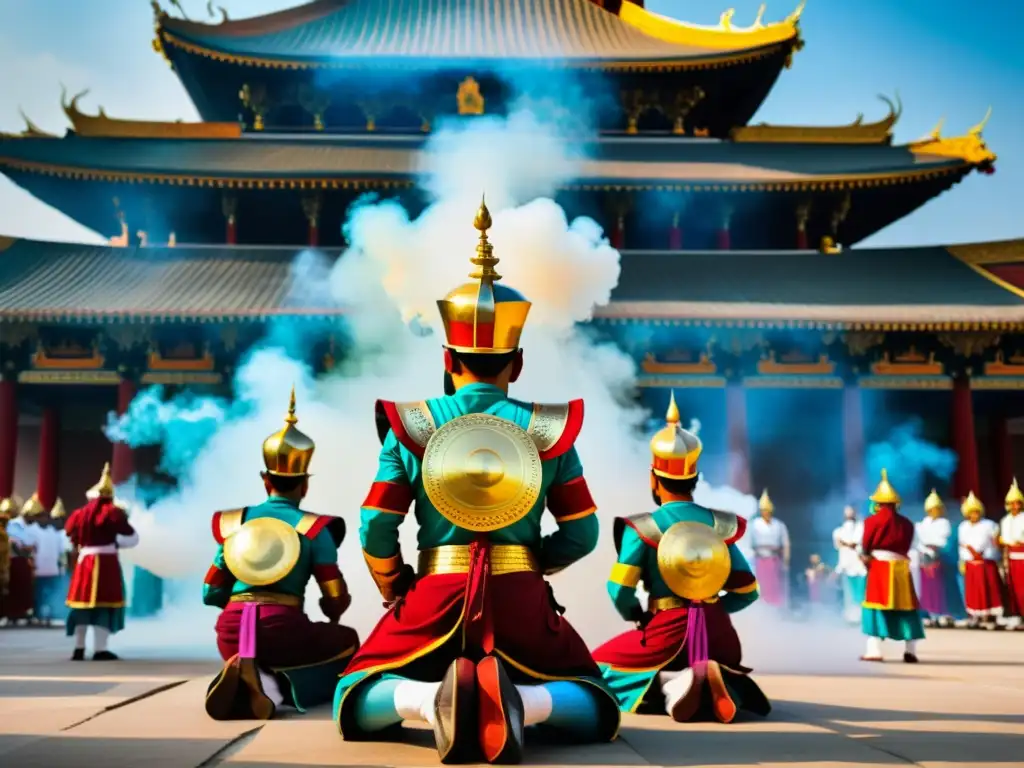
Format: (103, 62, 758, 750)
(0, 620, 1021, 767)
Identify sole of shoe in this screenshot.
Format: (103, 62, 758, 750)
(666, 667, 704, 723)
(205, 657, 244, 721)
(434, 658, 479, 765)
(477, 656, 524, 765)
(704, 661, 737, 724)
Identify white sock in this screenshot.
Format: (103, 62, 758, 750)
(864, 636, 882, 658)
(515, 684, 553, 726)
(661, 669, 695, 714)
(73, 626, 87, 650)
(93, 627, 110, 653)
(905, 640, 917, 656)
(394, 680, 440, 726)
(258, 670, 284, 707)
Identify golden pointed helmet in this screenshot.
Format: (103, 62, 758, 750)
(50, 497, 66, 520)
(869, 469, 901, 506)
(924, 488, 944, 514)
(961, 491, 985, 518)
(650, 392, 702, 480)
(262, 387, 315, 477)
(1005, 477, 1024, 509)
(436, 198, 532, 354)
(0, 497, 16, 520)
(758, 489, 774, 513)
(87, 462, 116, 500)
(21, 493, 45, 518)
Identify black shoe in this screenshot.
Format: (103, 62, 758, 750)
(71, 648, 85, 661)
(205, 655, 276, 721)
(476, 655, 524, 764)
(92, 651, 120, 661)
(903, 653, 919, 664)
(433, 657, 479, 764)
(720, 665, 772, 717)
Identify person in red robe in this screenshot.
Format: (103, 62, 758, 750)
(999, 479, 1024, 630)
(64, 463, 139, 661)
(3, 495, 35, 624)
(957, 491, 1003, 628)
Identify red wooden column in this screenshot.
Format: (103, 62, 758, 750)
(303, 194, 322, 247)
(993, 414, 1015, 503)
(36, 405, 59, 511)
(0, 378, 18, 498)
(725, 382, 751, 493)
(669, 211, 683, 250)
(951, 374, 980, 499)
(111, 377, 137, 485)
(717, 211, 732, 251)
(796, 204, 810, 250)
(223, 194, 238, 245)
(611, 214, 626, 250)
(842, 384, 866, 501)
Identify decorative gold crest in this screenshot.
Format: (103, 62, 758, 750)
(456, 76, 484, 116)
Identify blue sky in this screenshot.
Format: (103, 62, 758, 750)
(0, 0, 1020, 246)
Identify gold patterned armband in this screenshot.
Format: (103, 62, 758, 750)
(609, 563, 642, 588)
(363, 550, 407, 601)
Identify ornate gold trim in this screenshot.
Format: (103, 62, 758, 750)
(18, 370, 121, 385)
(870, 350, 944, 376)
(742, 376, 844, 389)
(909, 109, 996, 166)
(635, 376, 726, 388)
(32, 341, 104, 370)
(947, 240, 1024, 266)
(617, 0, 803, 50)
(730, 94, 901, 145)
(857, 376, 953, 390)
(984, 351, 1024, 377)
(159, 29, 793, 73)
(140, 372, 224, 385)
(61, 87, 241, 139)
(640, 352, 716, 375)
(971, 377, 1024, 391)
(147, 342, 216, 371)
(756, 352, 835, 375)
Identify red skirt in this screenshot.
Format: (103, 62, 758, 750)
(67, 553, 125, 609)
(1007, 558, 1024, 618)
(345, 570, 599, 681)
(215, 603, 360, 669)
(963, 560, 1004, 616)
(591, 602, 747, 673)
(3, 556, 34, 619)
(755, 557, 785, 607)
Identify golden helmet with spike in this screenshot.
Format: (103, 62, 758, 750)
(923, 488, 944, 514)
(436, 198, 532, 354)
(1005, 477, 1024, 511)
(758, 489, 774, 513)
(21, 493, 45, 518)
(262, 387, 315, 477)
(87, 462, 116, 500)
(961, 491, 985, 518)
(869, 469, 901, 506)
(0, 496, 17, 520)
(50, 498, 66, 520)
(649, 392, 702, 480)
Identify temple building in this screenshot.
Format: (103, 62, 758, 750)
(0, 0, 1020, 602)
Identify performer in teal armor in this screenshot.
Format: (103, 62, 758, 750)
(203, 390, 360, 721)
(333, 201, 619, 764)
(591, 395, 770, 724)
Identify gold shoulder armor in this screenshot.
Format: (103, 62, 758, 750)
(525, 399, 584, 459)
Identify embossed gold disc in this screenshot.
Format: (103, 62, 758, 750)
(422, 413, 542, 532)
(223, 517, 301, 587)
(657, 521, 731, 602)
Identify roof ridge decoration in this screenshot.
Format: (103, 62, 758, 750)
(730, 93, 901, 145)
(0, 110, 58, 140)
(909, 107, 996, 168)
(60, 85, 242, 139)
(616, 0, 804, 50)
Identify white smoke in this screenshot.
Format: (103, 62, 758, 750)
(113, 109, 865, 672)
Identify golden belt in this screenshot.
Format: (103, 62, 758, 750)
(649, 596, 685, 613)
(229, 592, 302, 608)
(417, 544, 539, 576)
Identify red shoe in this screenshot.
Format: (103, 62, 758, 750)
(704, 661, 737, 724)
(476, 655, 525, 764)
(432, 657, 479, 764)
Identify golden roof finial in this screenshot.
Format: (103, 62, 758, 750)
(969, 106, 993, 137)
(285, 385, 298, 425)
(928, 117, 946, 141)
(665, 391, 680, 425)
(754, 3, 766, 26)
(469, 195, 501, 282)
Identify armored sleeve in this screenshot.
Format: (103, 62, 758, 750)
(311, 528, 351, 619)
(539, 445, 598, 575)
(359, 430, 415, 601)
(606, 524, 645, 622)
(719, 543, 759, 613)
(202, 545, 235, 608)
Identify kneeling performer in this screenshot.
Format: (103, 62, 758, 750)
(333, 201, 619, 764)
(592, 396, 769, 724)
(204, 389, 360, 720)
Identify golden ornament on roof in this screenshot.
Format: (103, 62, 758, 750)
(222, 516, 301, 587)
(262, 387, 315, 477)
(657, 521, 731, 602)
(758, 489, 774, 513)
(1005, 478, 1024, 508)
(88, 462, 116, 499)
(961, 491, 984, 518)
(422, 412, 542, 532)
(650, 392, 702, 480)
(923, 488, 944, 513)
(869, 469, 901, 506)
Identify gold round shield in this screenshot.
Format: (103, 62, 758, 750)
(222, 517, 301, 587)
(422, 413, 542, 532)
(657, 521, 731, 602)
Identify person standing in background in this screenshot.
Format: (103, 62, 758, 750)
(999, 479, 1024, 630)
(0, 499, 11, 622)
(833, 505, 866, 624)
(5, 496, 38, 625)
(915, 490, 966, 628)
(27, 503, 64, 626)
(750, 490, 790, 609)
(958, 492, 1004, 630)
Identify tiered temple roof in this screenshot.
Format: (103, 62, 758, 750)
(2, 236, 1020, 329)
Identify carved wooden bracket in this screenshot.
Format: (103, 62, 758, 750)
(938, 332, 1001, 359)
(671, 86, 705, 135)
